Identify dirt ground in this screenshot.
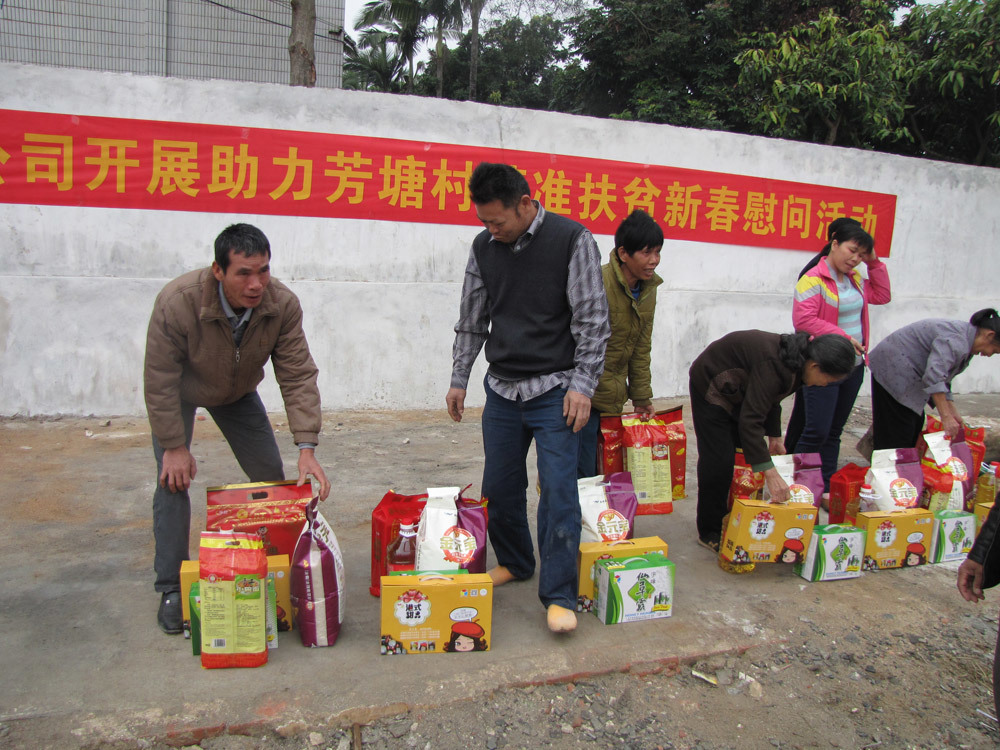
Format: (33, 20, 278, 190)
(2, 397, 1000, 750)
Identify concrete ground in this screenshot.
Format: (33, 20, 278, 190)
(3, 393, 1000, 748)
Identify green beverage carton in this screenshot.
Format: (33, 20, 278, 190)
(794, 524, 866, 581)
(930, 509, 976, 563)
(594, 552, 674, 624)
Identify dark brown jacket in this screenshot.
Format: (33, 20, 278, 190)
(688, 330, 801, 470)
(144, 267, 320, 449)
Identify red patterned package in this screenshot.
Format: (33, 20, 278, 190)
(206, 480, 312, 557)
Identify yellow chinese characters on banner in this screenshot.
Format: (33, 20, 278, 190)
(0, 109, 896, 254)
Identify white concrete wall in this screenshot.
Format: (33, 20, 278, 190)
(2, 62, 999, 418)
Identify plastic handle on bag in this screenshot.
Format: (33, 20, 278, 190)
(606, 540, 636, 548)
(417, 574, 454, 582)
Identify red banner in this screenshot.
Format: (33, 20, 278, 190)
(0, 109, 896, 254)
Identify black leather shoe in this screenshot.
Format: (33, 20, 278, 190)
(158, 591, 183, 635)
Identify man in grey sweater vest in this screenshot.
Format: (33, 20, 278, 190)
(446, 162, 610, 633)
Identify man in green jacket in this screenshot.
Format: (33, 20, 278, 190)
(144, 223, 331, 635)
(578, 210, 664, 477)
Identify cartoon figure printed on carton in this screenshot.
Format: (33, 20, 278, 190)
(903, 542, 927, 567)
(731, 546, 751, 564)
(444, 621, 488, 652)
(779, 539, 805, 564)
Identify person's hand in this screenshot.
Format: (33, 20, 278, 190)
(297, 448, 331, 501)
(633, 402, 655, 419)
(767, 436, 786, 456)
(563, 390, 591, 433)
(446, 388, 466, 423)
(942, 413, 963, 440)
(763, 467, 790, 503)
(849, 337, 866, 356)
(160, 445, 197, 493)
(957, 558, 985, 603)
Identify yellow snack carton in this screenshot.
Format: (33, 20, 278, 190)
(380, 573, 492, 654)
(855, 508, 933, 570)
(721, 497, 817, 565)
(576, 536, 668, 613)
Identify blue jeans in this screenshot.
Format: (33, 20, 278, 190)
(784, 364, 865, 491)
(152, 391, 284, 593)
(577, 410, 602, 478)
(481, 378, 582, 610)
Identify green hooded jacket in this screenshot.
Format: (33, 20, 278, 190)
(591, 251, 663, 414)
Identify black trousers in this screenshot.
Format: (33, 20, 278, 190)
(689, 382, 743, 541)
(871, 377, 924, 451)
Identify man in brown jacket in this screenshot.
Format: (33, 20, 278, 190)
(144, 223, 330, 635)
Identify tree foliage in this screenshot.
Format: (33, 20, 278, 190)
(417, 15, 569, 108)
(735, 4, 911, 146)
(901, 0, 1000, 166)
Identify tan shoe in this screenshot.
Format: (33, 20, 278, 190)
(547, 604, 577, 633)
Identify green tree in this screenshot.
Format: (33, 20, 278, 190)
(735, 5, 911, 146)
(355, 0, 426, 93)
(560, 0, 907, 129)
(901, 0, 1000, 166)
(343, 30, 406, 92)
(417, 15, 569, 108)
(425, 0, 465, 97)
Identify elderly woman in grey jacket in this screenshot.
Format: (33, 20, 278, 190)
(868, 308, 1000, 450)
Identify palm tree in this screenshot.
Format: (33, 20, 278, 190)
(424, 0, 464, 97)
(355, 0, 426, 94)
(465, 0, 487, 100)
(344, 30, 405, 92)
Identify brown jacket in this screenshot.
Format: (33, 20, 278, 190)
(688, 330, 801, 471)
(144, 267, 321, 450)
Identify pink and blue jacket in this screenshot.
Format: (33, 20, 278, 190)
(791, 256, 891, 363)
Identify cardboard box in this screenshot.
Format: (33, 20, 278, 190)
(721, 498, 817, 565)
(181, 554, 292, 640)
(576, 536, 668, 613)
(379, 573, 492, 654)
(794, 524, 866, 581)
(855, 508, 933, 570)
(594, 553, 674, 624)
(975, 502, 994, 534)
(930, 510, 976, 563)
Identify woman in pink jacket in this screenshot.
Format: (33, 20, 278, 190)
(786, 219, 892, 496)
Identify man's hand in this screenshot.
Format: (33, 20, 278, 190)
(762, 467, 790, 503)
(563, 390, 591, 433)
(767, 436, 786, 456)
(297, 448, 331, 501)
(160, 445, 197, 493)
(633, 402, 655, 419)
(957, 558, 985, 603)
(446, 387, 467, 423)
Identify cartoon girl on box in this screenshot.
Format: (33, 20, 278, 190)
(903, 542, 926, 567)
(444, 621, 488, 652)
(779, 538, 805, 564)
